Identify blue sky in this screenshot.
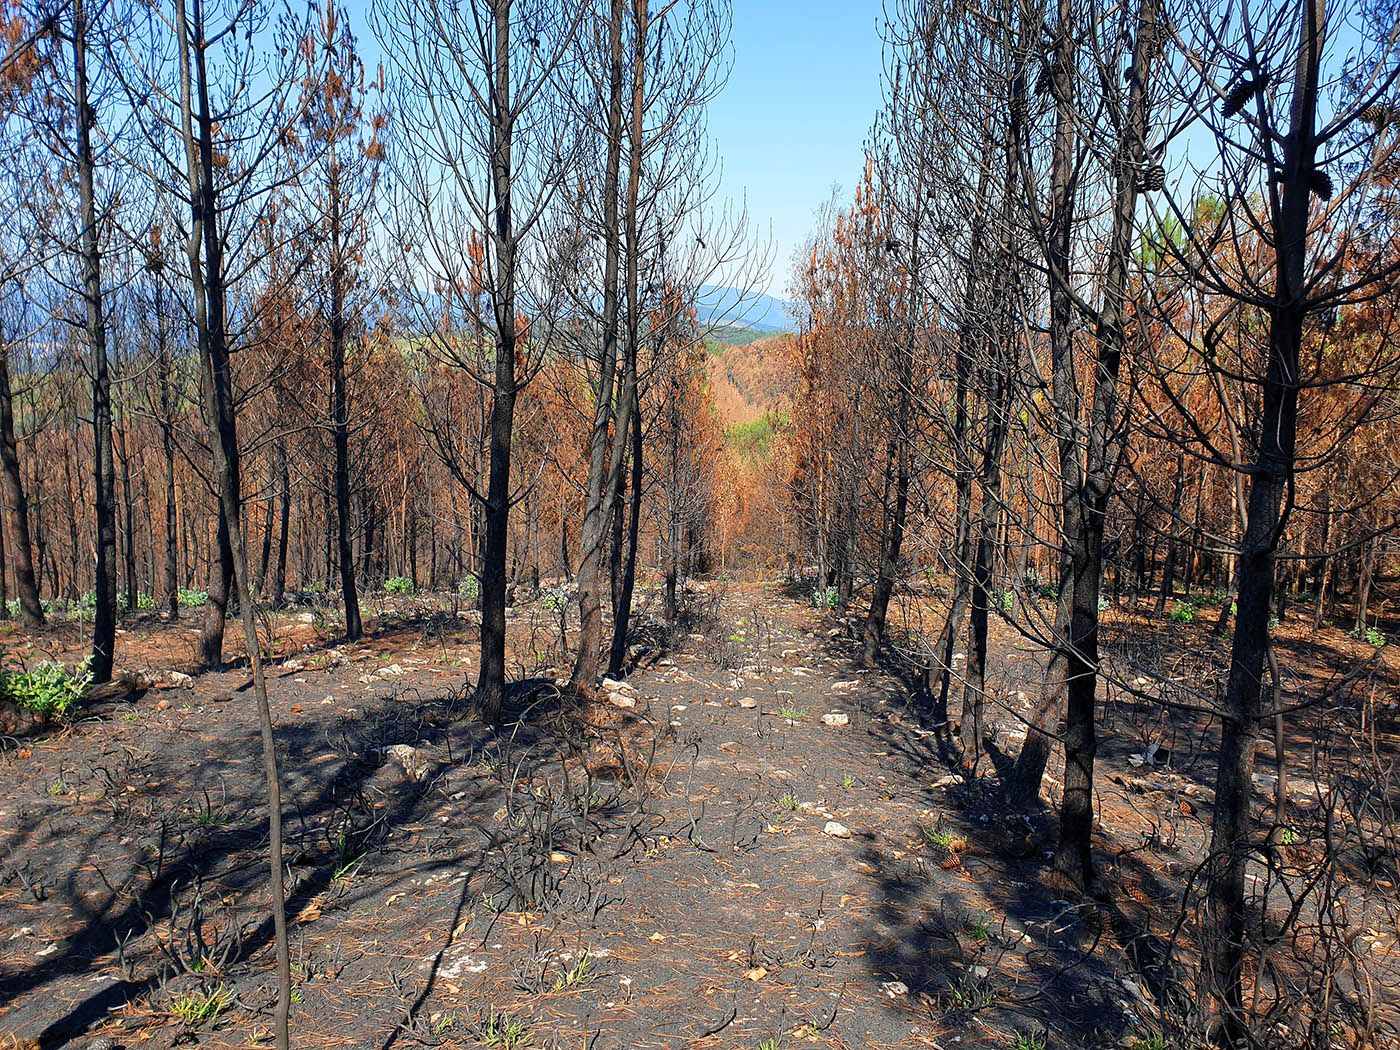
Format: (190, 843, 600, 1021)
(709, 2, 885, 297)
(347, 1, 884, 300)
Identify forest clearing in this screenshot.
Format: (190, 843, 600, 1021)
(1, 584, 1393, 1049)
(3, 0, 1400, 1047)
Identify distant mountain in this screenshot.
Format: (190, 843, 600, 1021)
(695, 284, 797, 334)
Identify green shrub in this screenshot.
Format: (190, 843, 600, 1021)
(542, 587, 569, 613)
(170, 984, 234, 1025)
(1169, 601, 1195, 625)
(177, 587, 209, 608)
(458, 575, 480, 600)
(1357, 625, 1387, 647)
(995, 590, 1015, 616)
(0, 659, 90, 719)
(809, 585, 839, 609)
(384, 576, 416, 596)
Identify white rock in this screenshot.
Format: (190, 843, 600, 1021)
(821, 712, 850, 727)
(385, 743, 428, 782)
(168, 671, 194, 689)
(606, 693, 637, 709)
(739, 697, 759, 709)
(881, 980, 909, 997)
(822, 821, 852, 839)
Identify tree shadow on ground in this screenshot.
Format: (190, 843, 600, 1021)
(0, 676, 645, 1048)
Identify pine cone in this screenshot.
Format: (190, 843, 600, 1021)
(1309, 168, 1334, 200)
(1136, 164, 1166, 193)
(1222, 75, 1265, 118)
(85, 1038, 118, 1050)
(1359, 103, 1395, 129)
(1137, 21, 1165, 58)
(1034, 64, 1051, 97)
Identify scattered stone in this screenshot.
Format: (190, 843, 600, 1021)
(823, 821, 852, 839)
(606, 692, 637, 709)
(881, 980, 909, 997)
(385, 743, 428, 782)
(739, 697, 758, 709)
(154, 699, 171, 711)
(167, 671, 194, 689)
(821, 712, 849, 727)
(933, 774, 964, 788)
(549, 851, 571, 863)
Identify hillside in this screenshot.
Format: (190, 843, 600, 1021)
(696, 284, 797, 333)
(706, 332, 794, 430)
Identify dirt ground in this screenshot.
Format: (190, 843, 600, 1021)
(1, 583, 1397, 1049)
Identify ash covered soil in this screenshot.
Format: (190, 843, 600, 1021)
(2, 583, 1397, 1049)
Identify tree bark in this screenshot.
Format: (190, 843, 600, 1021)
(175, 0, 291, 1040)
(1048, 0, 1160, 890)
(73, 0, 118, 682)
(328, 158, 362, 640)
(570, 0, 630, 692)
(608, 384, 643, 676)
(473, 0, 522, 723)
(0, 338, 44, 627)
(1204, 3, 1321, 1038)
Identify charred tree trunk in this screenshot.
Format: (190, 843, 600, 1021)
(861, 433, 910, 667)
(272, 438, 289, 604)
(608, 385, 643, 677)
(73, 0, 118, 682)
(329, 160, 361, 641)
(1046, 0, 1160, 890)
(473, 0, 522, 723)
(1204, 4, 1320, 1039)
(176, 0, 291, 1040)
(0, 338, 44, 627)
(570, 0, 629, 692)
